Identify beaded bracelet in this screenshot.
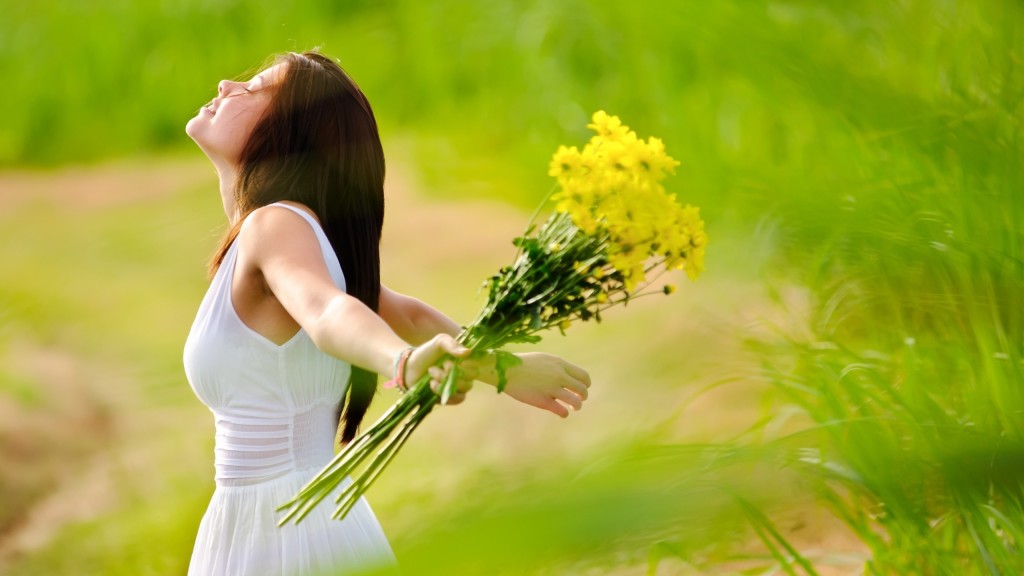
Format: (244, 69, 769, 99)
(383, 346, 415, 393)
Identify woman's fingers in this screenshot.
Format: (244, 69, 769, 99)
(545, 398, 570, 418)
(561, 361, 591, 389)
(430, 377, 468, 404)
(418, 338, 473, 405)
(554, 387, 584, 411)
(563, 378, 589, 401)
(436, 334, 470, 358)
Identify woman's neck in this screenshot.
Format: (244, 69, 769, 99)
(213, 162, 240, 224)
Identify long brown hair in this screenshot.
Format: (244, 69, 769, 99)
(210, 50, 385, 444)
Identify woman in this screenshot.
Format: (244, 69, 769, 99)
(182, 50, 591, 575)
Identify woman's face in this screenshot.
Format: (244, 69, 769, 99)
(186, 63, 286, 168)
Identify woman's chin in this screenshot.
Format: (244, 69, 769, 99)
(185, 121, 216, 154)
(185, 116, 202, 139)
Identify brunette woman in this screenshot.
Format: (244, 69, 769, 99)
(182, 50, 590, 575)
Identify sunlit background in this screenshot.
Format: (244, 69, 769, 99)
(2, 1, 1022, 574)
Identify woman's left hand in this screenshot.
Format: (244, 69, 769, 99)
(462, 351, 592, 418)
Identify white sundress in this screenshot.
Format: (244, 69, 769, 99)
(183, 202, 397, 575)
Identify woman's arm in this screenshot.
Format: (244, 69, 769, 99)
(239, 206, 468, 391)
(381, 286, 592, 417)
(243, 204, 589, 413)
(379, 286, 462, 345)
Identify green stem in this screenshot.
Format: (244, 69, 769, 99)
(277, 383, 431, 524)
(510, 184, 560, 265)
(332, 398, 437, 519)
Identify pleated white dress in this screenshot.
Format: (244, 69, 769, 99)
(183, 203, 397, 575)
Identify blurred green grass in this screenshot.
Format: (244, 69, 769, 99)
(2, 0, 1023, 574)
(5, 0, 1014, 215)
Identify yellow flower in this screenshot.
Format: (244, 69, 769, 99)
(685, 247, 706, 280)
(574, 210, 599, 235)
(548, 145, 583, 179)
(587, 110, 633, 142)
(629, 263, 647, 286)
(621, 269, 642, 293)
(550, 111, 707, 289)
(626, 137, 679, 183)
(603, 140, 635, 172)
(596, 292, 608, 303)
(648, 138, 680, 173)
(607, 247, 637, 274)
(560, 318, 572, 331)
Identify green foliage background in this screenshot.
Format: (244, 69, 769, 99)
(2, 0, 1022, 574)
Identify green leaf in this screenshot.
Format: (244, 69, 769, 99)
(493, 350, 524, 394)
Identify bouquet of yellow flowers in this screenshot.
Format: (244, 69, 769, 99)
(277, 111, 707, 524)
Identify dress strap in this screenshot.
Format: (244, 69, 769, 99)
(267, 202, 322, 231)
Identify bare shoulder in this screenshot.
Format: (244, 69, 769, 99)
(240, 203, 315, 240)
(237, 203, 322, 261)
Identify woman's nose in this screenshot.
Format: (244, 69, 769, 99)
(217, 80, 231, 97)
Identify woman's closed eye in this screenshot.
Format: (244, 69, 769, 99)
(217, 79, 259, 99)
(225, 86, 253, 98)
